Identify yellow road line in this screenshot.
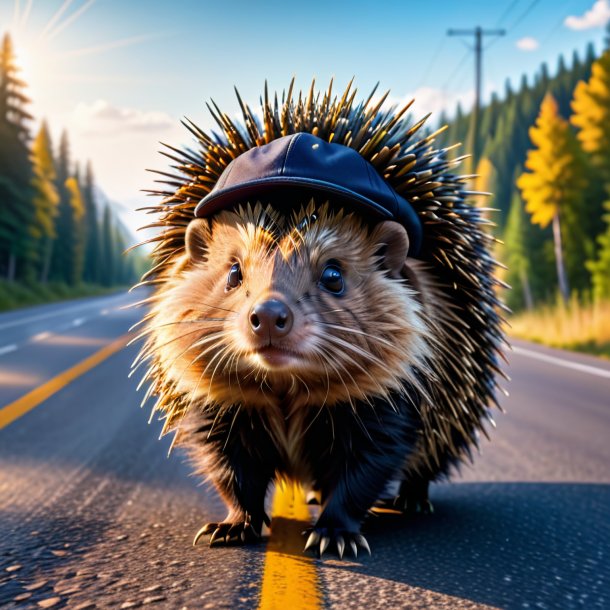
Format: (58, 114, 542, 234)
(258, 482, 322, 610)
(0, 334, 130, 430)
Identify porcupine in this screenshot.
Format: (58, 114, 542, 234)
(131, 80, 507, 558)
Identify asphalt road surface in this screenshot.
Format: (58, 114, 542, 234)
(0, 291, 608, 609)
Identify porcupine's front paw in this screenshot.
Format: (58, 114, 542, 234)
(377, 479, 434, 515)
(302, 527, 371, 559)
(193, 512, 270, 547)
(376, 493, 434, 514)
(395, 482, 434, 515)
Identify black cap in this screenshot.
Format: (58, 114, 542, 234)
(194, 132, 422, 255)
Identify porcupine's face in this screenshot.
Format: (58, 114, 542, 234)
(148, 201, 429, 409)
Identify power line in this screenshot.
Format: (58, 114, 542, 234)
(416, 37, 448, 89)
(486, 0, 542, 51)
(541, 0, 582, 45)
(495, 0, 521, 27)
(506, 0, 542, 32)
(441, 48, 473, 92)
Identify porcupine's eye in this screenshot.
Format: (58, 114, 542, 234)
(319, 261, 344, 295)
(226, 262, 242, 290)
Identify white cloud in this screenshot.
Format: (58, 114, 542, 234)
(54, 100, 187, 222)
(73, 99, 175, 135)
(565, 0, 610, 30)
(516, 37, 539, 51)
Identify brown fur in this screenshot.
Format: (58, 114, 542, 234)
(136, 202, 431, 467)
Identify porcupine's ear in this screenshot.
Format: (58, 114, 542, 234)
(184, 218, 211, 262)
(371, 221, 410, 279)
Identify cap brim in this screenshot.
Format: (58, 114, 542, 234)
(194, 176, 394, 220)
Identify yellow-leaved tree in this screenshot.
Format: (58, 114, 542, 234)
(517, 93, 587, 303)
(571, 43, 610, 192)
(572, 29, 610, 301)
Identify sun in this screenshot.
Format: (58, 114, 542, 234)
(1, 0, 160, 121)
(12, 36, 37, 84)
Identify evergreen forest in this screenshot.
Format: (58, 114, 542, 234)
(436, 28, 610, 312)
(0, 32, 139, 310)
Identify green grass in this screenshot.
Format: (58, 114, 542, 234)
(508, 297, 610, 360)
(0, 280, 128, 313)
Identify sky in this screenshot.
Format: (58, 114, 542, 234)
(1, 0, 609, 238)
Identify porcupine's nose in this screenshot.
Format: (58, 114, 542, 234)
(249, 299, 294, 339)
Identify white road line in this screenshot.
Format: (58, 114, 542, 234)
(0, 293, 126, 331)
(0, 344, 18, 357)
(72, 318, 85, 327)
(512, 346, 610, 380)
(32, 332, 51, 342)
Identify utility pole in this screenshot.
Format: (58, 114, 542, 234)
(447, 27, 505, 173)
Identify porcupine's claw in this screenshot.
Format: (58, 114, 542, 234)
(391, 495, 434, 515)
(304, 530, 320, 552)
(193, 519, 263, 547)
(193, 522, 216, 546)
(355, 534, 371, 556)
(302, 528, 372, 559)
(336, 535, 345, 559)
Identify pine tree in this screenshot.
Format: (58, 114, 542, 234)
(446, 102, 465, 160)
(479, 92, 501, 150)
(517, 93, 588, 302)
(504, 78, 514, 106)
(113, 224, 127, 284)
(82, 161, 101, 283)
(65, 175, 85, 285)
(0, 32, 33, 280)
(29, 121, 59, 282)
(587, 202, 610, 301)
(50, 130, 73, 283)
(485, 98, 519, 226)
(504, 184, 534, 310)
(100, 205, 115, 286)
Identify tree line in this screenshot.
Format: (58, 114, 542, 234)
(436, 28, 610, 311)
(0, 32, 138, 289)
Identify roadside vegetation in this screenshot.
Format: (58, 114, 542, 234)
(509, 297, 610, 359)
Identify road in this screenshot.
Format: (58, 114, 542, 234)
(0, 291, 608, 610)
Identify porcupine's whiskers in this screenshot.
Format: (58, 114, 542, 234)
(171, 332, 233, 388)
(134, 327, 227, 387)
(148, 330, 239, 438)
(313, 344, 358, 410)
(137, 331, 230, 408)
(186, 334, 236, 408)
(322, 334, 396, 403)
(130, 320, 233, 372)
(194, 344, 242, 440)
(317, 317, 431, 406)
